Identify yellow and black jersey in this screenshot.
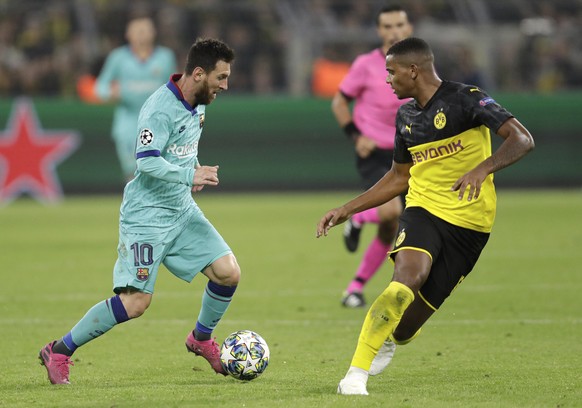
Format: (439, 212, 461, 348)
(394, 81, 513, 233)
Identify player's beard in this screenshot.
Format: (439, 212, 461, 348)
(194, 79, 213, 105)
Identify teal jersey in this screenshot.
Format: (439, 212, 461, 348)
(120, 74, 206, 231)
(95, 45, 176, 141)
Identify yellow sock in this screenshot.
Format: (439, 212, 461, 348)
(351, 281, 414, 370)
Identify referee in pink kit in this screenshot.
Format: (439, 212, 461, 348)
(331, 5, 413, 308)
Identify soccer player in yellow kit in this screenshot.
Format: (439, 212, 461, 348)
(317, 37, 535, 395)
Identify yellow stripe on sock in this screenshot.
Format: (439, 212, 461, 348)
(351, 281, 414, 371)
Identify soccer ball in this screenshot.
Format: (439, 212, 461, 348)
(220, 330, 270, 381)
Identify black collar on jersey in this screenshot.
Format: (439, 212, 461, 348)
(415, 80, 447, 110)
(166, 74, 198, 115)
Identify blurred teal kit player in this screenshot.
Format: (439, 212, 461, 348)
(95, 17, 176, 180)
(39, 39, 240, 384)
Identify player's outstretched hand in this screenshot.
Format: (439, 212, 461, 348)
(193, 165, 219, 190)
(451, 167, 488, 202)
(316, 207, 350, 238)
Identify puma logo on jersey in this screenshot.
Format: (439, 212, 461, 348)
(405, 123, 412, 134)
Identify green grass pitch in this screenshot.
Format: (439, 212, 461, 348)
(0, 190, 581, 407)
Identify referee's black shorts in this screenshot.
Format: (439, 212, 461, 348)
(389, 206, 490, 310)
(356, 148, 406, 206)
(356, 148, 394, 190)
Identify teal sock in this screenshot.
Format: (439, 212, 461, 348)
(68, 295, 130, 348)
(195, 282, 237, 338)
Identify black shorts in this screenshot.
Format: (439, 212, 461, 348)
(356, 148, 394, 190)
(356, 148, 406, 205)
(389, 206, 490, 310)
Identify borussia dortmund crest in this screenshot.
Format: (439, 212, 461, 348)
(434, 108, 446, 130)
(395, 229, 406, 247)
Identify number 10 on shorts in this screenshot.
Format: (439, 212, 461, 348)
(130, 243, 153, 266)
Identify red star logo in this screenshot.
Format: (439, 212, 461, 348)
(0, 99, 79, 203)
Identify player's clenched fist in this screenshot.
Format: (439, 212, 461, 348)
(193, 165, 220, 189)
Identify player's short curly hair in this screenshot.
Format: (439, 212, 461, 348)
(387, 37, 433, 60)
(185, 38, 235, 75)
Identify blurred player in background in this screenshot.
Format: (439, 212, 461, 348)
(40, 38, 237, 385)
(318, 37, 534, 395)
(95, 16, 176, 180)
(331, 5, 413, 308)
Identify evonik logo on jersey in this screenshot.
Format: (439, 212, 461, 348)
(411, 139, 464, 165)
(167, 142, 198, 158)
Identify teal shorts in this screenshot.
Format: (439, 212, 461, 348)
(112, 210, 232, 294)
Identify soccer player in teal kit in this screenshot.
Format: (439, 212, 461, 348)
(95, 17, 176, 180)
(39, 39, 237, 384)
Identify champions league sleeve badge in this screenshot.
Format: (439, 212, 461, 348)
(139, 128, 154, 146)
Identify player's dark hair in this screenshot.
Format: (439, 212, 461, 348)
(376, 4, 408, 25)
(185, 38, 235, 75)
(387, 37, 433, 60)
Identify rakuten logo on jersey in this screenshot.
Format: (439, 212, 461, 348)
(167, 142, 198, 158)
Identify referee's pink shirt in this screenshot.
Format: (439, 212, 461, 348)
(339, 48, 407, 150)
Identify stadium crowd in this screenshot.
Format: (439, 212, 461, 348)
(0, 0, 581, 97)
